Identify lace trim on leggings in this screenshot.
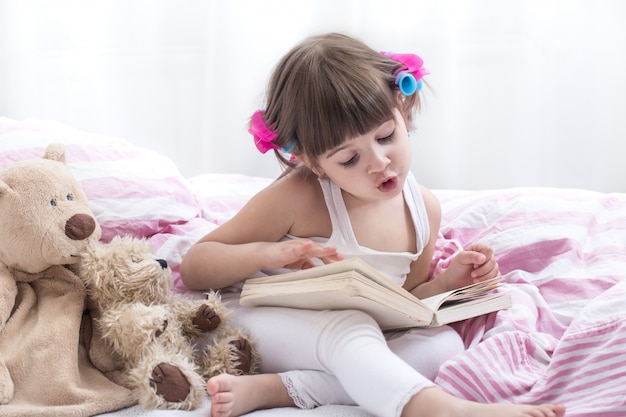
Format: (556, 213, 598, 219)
(279, 373, 316, 410)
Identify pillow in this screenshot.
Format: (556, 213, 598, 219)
(188, 173, 272, 225)
(0, 117, 200, 241)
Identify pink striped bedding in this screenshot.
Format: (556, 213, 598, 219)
(435, 188, 626, 415)
(2, 117, 626, 415)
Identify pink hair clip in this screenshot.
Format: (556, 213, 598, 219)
(249, 110, 295, 154)
(381, 52, 429, 96)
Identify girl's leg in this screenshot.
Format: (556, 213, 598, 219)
(209, 375, 566, 417)
(208, 371, 355, 417)
(279, 370, 352, 409)
(271, 325, 465, 409)
(386, 325, 465, 380)
(401, 387, 566, 417)
(211, 304, 566, 417)
(227, 306, 433, 417)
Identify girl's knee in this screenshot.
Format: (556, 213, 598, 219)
(321, 309, 381, 335)
(317, 310, 385, 352)
(431, 326, 465, 355)
(386, 325, 465, 380)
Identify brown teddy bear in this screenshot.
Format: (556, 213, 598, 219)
(0, 144, 135, 416)
(78, 235, 261, 410)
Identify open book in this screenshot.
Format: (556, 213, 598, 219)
(240, 257, 511, 330)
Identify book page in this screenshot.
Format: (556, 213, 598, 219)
(246, 258, 504, 311)
(432, 291, 512, 326)
(248, 258, 418, 302)
(241, 257, 511, 329)
(241, 273, 434, 328)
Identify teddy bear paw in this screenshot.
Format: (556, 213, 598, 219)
(202, 332, 260, 378)
(149, 362, 191, 403)
(230, 338, 253, 374)
(192, 304, 221, 332)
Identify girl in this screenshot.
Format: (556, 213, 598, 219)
(180, 33, 565, 417)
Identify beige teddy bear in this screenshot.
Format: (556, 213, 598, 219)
(0, 144, 135, 416)
(78, 235, 261, 410)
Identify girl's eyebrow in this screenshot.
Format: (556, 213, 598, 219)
(325, 118, 396, 158)
(325, 142, 351, 158)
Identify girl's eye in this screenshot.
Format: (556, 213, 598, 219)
(378, 130, 395, 143)
(340, 154, 358, 167)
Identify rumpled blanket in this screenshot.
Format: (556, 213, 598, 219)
(438, 278, 626, 415)
(0, 265, 135, 416)
(433, 188, 626, 416)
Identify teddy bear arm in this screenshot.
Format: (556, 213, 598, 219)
(167, 296, 218, 337)
(170, 292, 234, 338)
(99, 304, 170, 361)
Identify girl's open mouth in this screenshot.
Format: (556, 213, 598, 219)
(378, 177, 398, 192)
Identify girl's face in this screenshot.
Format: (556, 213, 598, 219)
(311, 109, 412, 203)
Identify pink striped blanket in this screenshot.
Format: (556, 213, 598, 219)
(2, 117, 626, 415)
(434, 189, 626, 416)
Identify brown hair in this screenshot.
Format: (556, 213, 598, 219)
(259, 33, 422, 170)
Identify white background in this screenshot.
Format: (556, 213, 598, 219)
(1, 0, 625, 192)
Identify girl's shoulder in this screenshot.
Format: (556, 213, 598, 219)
(263, 166, 330, 237)
(268, 165, 322, 200)
(417, 184, 442, 243)
(418, 184, 441, 214)
(250, 166, 323, 216)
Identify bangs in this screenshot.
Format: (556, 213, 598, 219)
(295, 65, 397, 158)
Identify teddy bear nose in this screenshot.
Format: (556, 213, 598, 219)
(157, 259, 168, 269)
(65, 214, 97, 240)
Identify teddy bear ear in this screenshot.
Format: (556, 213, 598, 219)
(43, 143, 67, 164)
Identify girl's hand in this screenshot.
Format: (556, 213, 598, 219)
(262, 238, 343, 270)
(438, 242, 501, 291)
(464, 242, 501, 283)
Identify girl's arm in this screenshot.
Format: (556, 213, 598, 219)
(180, 173, 341, 290)
(403, 186, 443, 298)
(404, 187, 500, 299)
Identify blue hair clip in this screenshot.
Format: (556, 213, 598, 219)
(381, 52, 429, 96)
(395, 72, 418, 96)
(281, 139, 296, 153)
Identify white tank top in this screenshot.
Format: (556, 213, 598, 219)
(306, 171, 430, 286)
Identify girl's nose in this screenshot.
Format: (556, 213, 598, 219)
(367, 150, 390, 174)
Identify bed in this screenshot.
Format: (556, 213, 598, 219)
(1, 117, 625, 417)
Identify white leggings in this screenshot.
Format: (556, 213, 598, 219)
(228, 303, 465, 417)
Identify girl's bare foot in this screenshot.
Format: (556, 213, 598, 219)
(207, 373, 295, 417)
(403, 387, 566, 417)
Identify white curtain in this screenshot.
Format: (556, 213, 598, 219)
(1, 0, 625, 192)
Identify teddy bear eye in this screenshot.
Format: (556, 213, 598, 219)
(66, 194, 74, 201)
(50, 199, 58, 207)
